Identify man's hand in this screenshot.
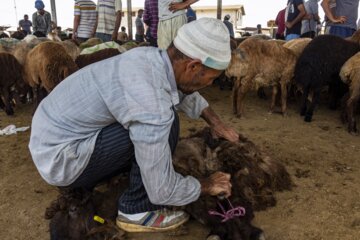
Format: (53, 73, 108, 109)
(169, 2, 188, 12)
(332, 15, 347, 24)
(200, 172, 232, 198)
(211, 122, 239, 142)
(201, 106, 239, 142)
(285, 21, 293, 29)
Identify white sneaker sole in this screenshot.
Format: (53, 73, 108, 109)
(116, 214, 189, 233)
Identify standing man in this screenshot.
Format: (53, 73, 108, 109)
(19, 14, 32, 35)
(135, 9, 145, 42)
(73, 0, 97, 43)
(157, 0, 198, 49)
(321, 0, 359, 38)
(32, 0, 52, 36)
(223, 14, 234, 38)
(186, 7, 197, 23)
(275, 8, 286, 39)
(285, 0, 306, 41)
(301, 0, 321, 38)
(94, 0, 122, 42)
(29, 18, 235, 233)
(143, 0, 159, 47)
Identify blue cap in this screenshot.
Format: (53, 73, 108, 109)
(35, 0, 45, 10)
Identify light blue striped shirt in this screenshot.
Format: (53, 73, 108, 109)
(29, 47, 208, 206)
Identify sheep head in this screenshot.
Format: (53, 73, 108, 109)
(225, 49, 249, 78)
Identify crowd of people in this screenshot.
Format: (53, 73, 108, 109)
(275, 0, 359, 41)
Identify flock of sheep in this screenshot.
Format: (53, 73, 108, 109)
(0, 35, 141, 115)
(1, 31, 360, 134)
(226, 31, 360, 134)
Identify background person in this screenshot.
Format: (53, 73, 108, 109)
(32, 0, 52, 36)
(73, 0, 97, 43)
(19, 14, 32, 35)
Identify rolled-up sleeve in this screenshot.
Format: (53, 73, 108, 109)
(176, 91, 209, 119)
(128, 112, 201, 206)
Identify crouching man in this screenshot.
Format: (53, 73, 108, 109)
(29, 18, 237, 232)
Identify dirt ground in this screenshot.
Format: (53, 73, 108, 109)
(0, 85, 359, 240)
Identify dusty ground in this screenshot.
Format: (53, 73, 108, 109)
(0, 86, 359, 240)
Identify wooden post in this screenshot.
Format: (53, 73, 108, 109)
(217, 0, 222, 20)
(127, 0, 133, 40)
(50, 0, 57, 24)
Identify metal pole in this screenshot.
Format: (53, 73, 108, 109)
(14, 0, 18, 25)
(50, 0, 57, 24)
(217, 0, 222, 20)
(127, 0, 133, 40)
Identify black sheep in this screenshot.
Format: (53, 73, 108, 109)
(295, 34, 360, 122)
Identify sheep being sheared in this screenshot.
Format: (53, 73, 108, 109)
(24, 41, 78, 111)
(172, 128, 292, 240)
(45, 182, 127, 240)
(339, 52, 360, 133)
(45, 128, 291, 240)
(226, 38, 297, 118)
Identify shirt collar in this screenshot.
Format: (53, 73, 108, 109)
(160, 49, 177, 92)
(159, 49, 179, 105)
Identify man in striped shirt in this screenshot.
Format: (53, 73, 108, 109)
(94, 0, 122, 42)
(29, 18, 235, 232)
(73, 0, 97, 42)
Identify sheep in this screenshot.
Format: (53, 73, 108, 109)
(339, 52, 360, 133)
(79, 38, 103, 50)
(172, 128, 292, 240)
(75, 48, 121, 69)
(226, 38, 297, 118)
(0, 52, 27, 115)
(80, 41, 127, 55)
(294, 34, 360, 122)
(24, 41, 78, 110)
(45, 182, 126, 240)
(283, 38, 312, 58)
(61, 40, 81, 61)
(45, 128, 291, 240)
(48, 32, 62, 42)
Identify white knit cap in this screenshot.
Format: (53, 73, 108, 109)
(173, 18, 231, 70)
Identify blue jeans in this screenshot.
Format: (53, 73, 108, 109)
(285, 34, 300, 41)
(95, 32, 112, 42)
(329, 26, 356, 38)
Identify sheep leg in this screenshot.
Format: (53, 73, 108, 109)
(236, 83, 248, 118)
(300, 85, 310, 117)
(2, 88, 14, 115)
(32, 86, 39, 114)
(232, 78, 240, 115)
(304, 89, 320, 122)
(269, 85, 278, 114)
(281, 82, 288, 116)
(347, 84, 360, 133)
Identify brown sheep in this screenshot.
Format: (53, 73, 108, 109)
(75, 48, 120, 69)
(61, 40, 81, 61)
(0, 52, 27, 115)
(339, 52, 360, 133)
(283, 38, 312, 58)
(24, 41, 78, 110)
(226, 38, 297, 118)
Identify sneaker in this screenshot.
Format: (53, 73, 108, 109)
(116, 209, 189, 233)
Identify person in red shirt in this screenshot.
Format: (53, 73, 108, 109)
(275, 8, 286, 39)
